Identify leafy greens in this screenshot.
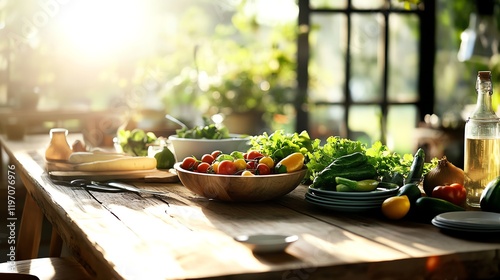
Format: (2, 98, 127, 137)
(249, 130, 438, 182)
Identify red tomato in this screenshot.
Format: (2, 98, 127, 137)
(246, 150, 264, 160)
(246, 160, 257, 170)
(201, 154, 215, 164)
(211, 150, 222, 159)
(432, 183, 466, 206)
(217, 160, 237, 175)
(180, 157, 198, 170)
(196, 162, 210, 173)
(255, 163, 271, 175)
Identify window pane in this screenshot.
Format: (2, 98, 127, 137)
(348, 105, 381, 145)
(387, 14, 419, 102)
(310, 14, 346, 102)
(350, 14, 384, 103)
(352, 0, 386, 9)
(390, 0, 420, 10)
(311, 0, 346, 9)
(309, 105, 346, 140)
(387, 105, 417, 154)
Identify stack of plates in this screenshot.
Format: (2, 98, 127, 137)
(305, 185, 399, 213)
(431, 211, 500, 233)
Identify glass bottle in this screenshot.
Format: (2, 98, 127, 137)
(464, 71, 500, 208)
(45, 128, 73, 162)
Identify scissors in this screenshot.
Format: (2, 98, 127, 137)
(55, 179, 170, 198)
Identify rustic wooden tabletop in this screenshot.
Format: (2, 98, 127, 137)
(2, 134, 500, 280)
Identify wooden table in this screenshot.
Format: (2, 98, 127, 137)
(2, 133, 500, 280)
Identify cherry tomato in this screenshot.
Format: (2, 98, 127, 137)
(432, 183, 466, 206)
(246, 150, 264, 160)
(211, 161, 220, 173)
(256, 163, 271, 175)
(246, 160, 257, 170)
(217, 160, 237, 175)
(180, 157, 198, 170)
(211, 150, 222, 159)
(196, 162, 210, 173)
(201, 154, 215, 164)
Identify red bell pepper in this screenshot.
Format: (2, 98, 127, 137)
(431, 183, 466, 206)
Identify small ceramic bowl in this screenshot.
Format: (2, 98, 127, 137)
(168, 134, 250, 162)
(234, 234, 299, 253)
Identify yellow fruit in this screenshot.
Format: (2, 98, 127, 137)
(234, 159, 247, 171)
(241, 170, 255, 176)
(381, 195, 411, 220)
(211, 162, 219, 173)
(259, 156, 274, 168)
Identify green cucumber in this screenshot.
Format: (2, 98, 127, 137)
(405, 148, 425, 185)
(415, 197, 465, 219)
(312, 162, 377, 190)
(336, 184, 352, 192)
(335, 177, 379, 192)
(332, 152, 367, 168)
(397, 183, 422, 206)
(480, 176, 500, 213)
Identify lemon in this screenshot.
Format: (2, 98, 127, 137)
(381, 195, 411, 220)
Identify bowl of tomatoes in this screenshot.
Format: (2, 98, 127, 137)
(173, 150, 307, 202)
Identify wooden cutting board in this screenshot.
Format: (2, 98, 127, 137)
(49, 169, 179, 183)
(46, 161, 179, 183)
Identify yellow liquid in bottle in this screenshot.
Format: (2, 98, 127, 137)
(464, 137, 500, 207)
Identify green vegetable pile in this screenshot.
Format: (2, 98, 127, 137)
(116, 128, 157, 156)
(176, 124, 230, 139)
(249, 130, 438, 183)
(175, 117, 231, 139)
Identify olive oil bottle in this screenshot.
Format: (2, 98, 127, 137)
(464, 71, 500, 208)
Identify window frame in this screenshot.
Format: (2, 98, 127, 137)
(295, 0, 435, 143)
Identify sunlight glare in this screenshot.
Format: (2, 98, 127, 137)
(57, 0, 146, 59)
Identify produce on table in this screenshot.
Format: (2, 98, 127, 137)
(422, 156, 464, 196)
(116, 128, 157, 157)
(380, 183, 422, 220)
(310, 153, 377, 190)
(179, 149, 305, 176)
(414, 197, 465, 220)
(381, 195, 411, 220)
(431, 183, 466, 207)
(175, 118, 230, 139)
(154, 146, 176, 169)
(335, 177, 379, 192)
(405, 148, 425, 185)
(480, 176, 500, 213)
(274, 152, 305, 173)
(396, 183, 422, 207)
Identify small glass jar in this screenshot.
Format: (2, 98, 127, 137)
(45, 128, 72, 162)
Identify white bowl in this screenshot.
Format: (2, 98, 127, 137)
(234, 234, 299, 253)
(168, 134, 251, 162)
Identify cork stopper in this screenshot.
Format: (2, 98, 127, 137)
(478, 71, 491, 81)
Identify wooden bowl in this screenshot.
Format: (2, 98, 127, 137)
(174, 163, 307, 202)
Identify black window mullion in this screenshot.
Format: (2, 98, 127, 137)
(418, 0, 435, 121)
(295, 0, 310, 133)
(380, 8, 390, 145)
(345, 0, 353, 139)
